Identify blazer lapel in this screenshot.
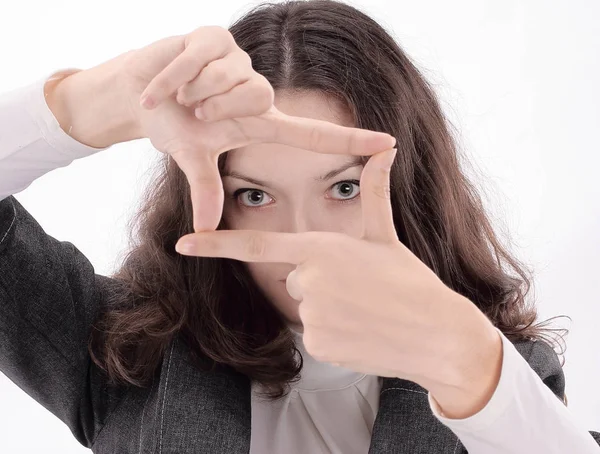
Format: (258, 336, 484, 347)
(368, 377, 465, 454)
(144, 335, 252, 453)
(146, 337, 464, 453)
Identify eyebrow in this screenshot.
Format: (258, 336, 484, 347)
(222, 156, 364, 187)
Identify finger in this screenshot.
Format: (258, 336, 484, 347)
(194, 76, 274, 121)
(360, 148, 398, 242)
(170, 151, 224, 232)
(140, 28, 232, 109)
(176, 51, 253, 107)
(175, 230, 320, 264)
(266, 109, 397, 156)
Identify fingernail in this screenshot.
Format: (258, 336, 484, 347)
(382, 148, 397, 168)
(175, 241, 194, 255)
(195, 107, 205, 120)
(140, 94, 155, 109)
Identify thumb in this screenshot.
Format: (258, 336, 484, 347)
(170, 151, 224, 232)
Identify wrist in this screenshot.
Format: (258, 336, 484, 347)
(421, 306, 503, 419)
(46, 52, 143, 148)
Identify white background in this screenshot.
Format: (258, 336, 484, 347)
(1, 0, 599, 452)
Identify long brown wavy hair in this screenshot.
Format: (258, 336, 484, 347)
(89, 0, 566, 400)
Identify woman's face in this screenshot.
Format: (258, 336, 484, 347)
(221, 90, 364, 332)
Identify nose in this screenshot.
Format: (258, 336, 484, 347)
(282, 206, 322, 234)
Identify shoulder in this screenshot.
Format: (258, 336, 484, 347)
(510, 336, 566, 402)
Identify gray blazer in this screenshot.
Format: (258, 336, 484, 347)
(1, 195, 599, 453)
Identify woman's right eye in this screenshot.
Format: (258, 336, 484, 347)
(231, 188, 274, 209)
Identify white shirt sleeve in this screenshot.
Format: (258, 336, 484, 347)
(428, 328, 600, 453)
(0, 69, 109, 201)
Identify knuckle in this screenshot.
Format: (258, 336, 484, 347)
(209, 64, 229, 84)
(178, 53, 198, 69)
(173, 54, 200, 82)
(259, 77, 275, 106)
(239, 50, 253, 67)
(246, 233, 267, 259)
(211, 26, 234, 44)
(250, 78, 274, 113)
(176, 86, 191, 105)
(201, 100, 219, 120)
(191, 26, 234, 50)
(373, 182, 391, 200)
(151, 77, 172, 97)
(309, 126, 321, 151)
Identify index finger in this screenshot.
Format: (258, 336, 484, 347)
(177, 230, 319, 264)
(265, 109, 396, 156)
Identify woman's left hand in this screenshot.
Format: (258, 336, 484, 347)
(175, 147, 503, 418)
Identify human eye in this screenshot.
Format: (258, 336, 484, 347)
(329, 179, 361, 203)
(231, 188, 274, 209)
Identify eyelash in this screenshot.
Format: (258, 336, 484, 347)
(230, 179, 361, 210)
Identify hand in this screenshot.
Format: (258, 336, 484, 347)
(119, 26, 396, 232)
(173, 146, 501, 407)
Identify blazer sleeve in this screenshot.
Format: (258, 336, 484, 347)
(0, 195, 129, 447)
(513, 337, 600, 446)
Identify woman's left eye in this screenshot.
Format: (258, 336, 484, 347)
(330, 179, 361, 202)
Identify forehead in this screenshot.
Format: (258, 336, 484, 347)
(225, 89, 357, 170)
(273, 89, 355, 127)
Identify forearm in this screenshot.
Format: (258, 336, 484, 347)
(46, 51, 142, 148)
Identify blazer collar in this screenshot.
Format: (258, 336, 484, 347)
(150, 336, 462, 453)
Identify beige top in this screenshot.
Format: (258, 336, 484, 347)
(250, 328, 382, 453)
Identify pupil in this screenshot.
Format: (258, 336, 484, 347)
(249, 191, 263, 203)
(340, 183, 352, 195)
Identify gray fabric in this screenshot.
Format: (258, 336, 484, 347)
(1, 195, 599, 453)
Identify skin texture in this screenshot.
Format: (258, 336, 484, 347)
(178, 90, 503, 420)
(46, 26, 396, 232)
(221, 89, 363, 333)
(46, 25, 501, 421)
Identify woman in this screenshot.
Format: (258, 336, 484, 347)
(0, 0, 598, 452)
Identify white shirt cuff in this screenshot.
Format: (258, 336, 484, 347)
(0, 68, 109, 200)
(25, 68, 110, 158)
(427, 328, 600, 453)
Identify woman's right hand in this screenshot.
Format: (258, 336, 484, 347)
(122, 26, 397, 232)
